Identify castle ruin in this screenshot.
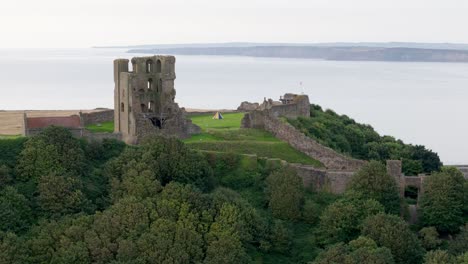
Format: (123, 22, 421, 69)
(114, 56, 199, 144)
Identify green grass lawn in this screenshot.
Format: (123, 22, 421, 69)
(185, 113, 323, 167)
(189, 112, 245, 131)
(85, 121, 114, 133)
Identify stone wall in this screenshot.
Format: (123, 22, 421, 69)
(237, 102, 259, 111)
(246, 111, 366, 170)
(290, 164, 355, 194)
(80, 110, 114, 126)
(387, 160, 405, 196)
(455, 165, 468, 179)
(267, 96, 310, 119)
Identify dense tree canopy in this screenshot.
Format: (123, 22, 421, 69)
(312, 236, 395, 264)
(0, 126, 464, 264)
(362, 213, 425, 264)
(419, 167, 466, 233)
(266, 167, 304, 220)
(347, 161, 401, 214)
(288, 104, 442, 175)
(0, 186, 32, 233)
(16, 126, 87, 181)
(317, 192, 384, 245)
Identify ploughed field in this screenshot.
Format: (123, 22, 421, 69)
(185, 112, 323, 167)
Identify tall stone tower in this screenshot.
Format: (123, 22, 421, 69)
(114, 55, 199, 144)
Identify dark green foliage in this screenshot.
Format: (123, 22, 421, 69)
(0, 164, 12, 187)
(107, 136, 214, 195)
(84, 138, 126, 165)
(0, 125, 460, 264)
(312, 236, 395, 264)
(7, 182, 266, 264)
(418, 227, 442, 251)
(16, 126, 86, 181)
(419, 167, 466, 233)
(37, 173, 89, 217)
(266, 167, 304, 220)
(0, 137, 27, 168)
(424, 250, 457, 264)
(447, 224, 468, 256)
(0, 187, 32, 233)
(269, 220, 293, 253)
(347, 161, 401, 214)
(288, 104, 442, 174)
(0, 231, 27, 264)
(362, 213, 425, 264)
(317, 192, 384, 245)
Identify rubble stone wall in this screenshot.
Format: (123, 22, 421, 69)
(80, 110, 114, 126)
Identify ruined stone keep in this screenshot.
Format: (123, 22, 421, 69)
(114, 56, 199, 144)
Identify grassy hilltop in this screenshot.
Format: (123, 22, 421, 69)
(184, 112, 323, 167)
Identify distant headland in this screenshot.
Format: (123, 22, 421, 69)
(96, 42, 468, 63)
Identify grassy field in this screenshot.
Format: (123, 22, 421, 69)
(85, 121, 114, 133)
(185, 113, 323, 167)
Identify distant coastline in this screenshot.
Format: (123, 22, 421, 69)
(127, 46, 468, 63)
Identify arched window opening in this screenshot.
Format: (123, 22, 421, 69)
(147, 79, 153, 90)
(120, 103, 125, 112)
(148, 101, 154, 112)
(158, 79, 162, 92)
(156, 60, 162, 73)
(141, 104, 146, 113)
(146, 60, 153, 73)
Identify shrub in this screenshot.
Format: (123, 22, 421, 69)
(347, 161, 401, 214)
(362, 213, 424, 264)
(265, 167, 304, 220)
(419, 167, 466, 233)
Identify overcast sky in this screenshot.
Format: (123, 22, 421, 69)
(1, 0, 468, 48)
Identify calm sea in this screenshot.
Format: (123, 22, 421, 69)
(0, 48, 467, 164)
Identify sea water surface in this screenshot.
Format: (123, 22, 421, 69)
(0, 48, 467, 164)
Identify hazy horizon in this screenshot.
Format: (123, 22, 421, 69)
(2, 0, 468, 48)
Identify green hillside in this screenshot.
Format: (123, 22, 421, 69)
(185, 112, 323, 167)
(288, 104, 442, 175)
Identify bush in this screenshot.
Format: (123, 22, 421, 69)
(362, 213, 424, 264)
(317, 193, 384, 245)
(347, 161, 401, 214)
(312, 236, 394, 264)
(447, 224, 468, 256)
(419, 167, 466, 233)
(0, 186, 32, 233)
(16, 126, 86, 181)
(265, 167, 304, 220)
(418, 227, 441, 251)
(424, 250, 456, 264)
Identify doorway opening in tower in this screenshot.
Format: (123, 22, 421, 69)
(149, 117, 165, 129)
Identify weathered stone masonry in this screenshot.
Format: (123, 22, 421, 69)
(239, 93, 427, 197)
(114, 56, 200, 144)
(241, 94, 366, 171)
